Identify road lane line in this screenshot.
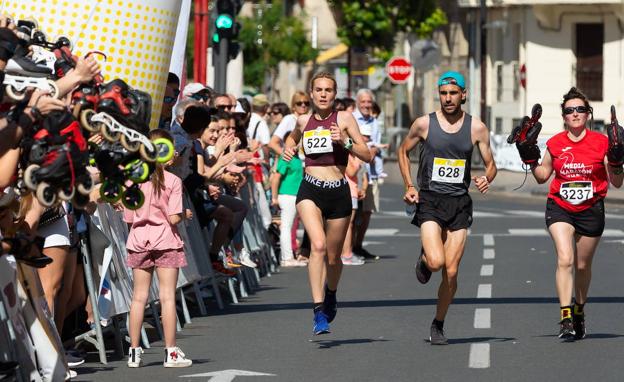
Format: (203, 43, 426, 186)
(473, 308, 491, 329)
(469, 343, 490, 368)
(483, 234, 494, 246)
(483, 249, 495, 259)
(477, 284, 492, 298)
(480, 264, 494, 276)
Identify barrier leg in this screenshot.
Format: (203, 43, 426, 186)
(112, 315, 125, 358)
(79, 239, 108, 364)
(148, 302, 164, 340)
(227, 278, 239, 304)
(192, 282, 208, 315)
(179, 289, 192, 324)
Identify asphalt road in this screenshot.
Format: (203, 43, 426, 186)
(75, 170, 624, 382)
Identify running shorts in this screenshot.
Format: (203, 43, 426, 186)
(545, 198, 605, 237)
(296, 173, 352, 220)
(411, 190, 473, 230)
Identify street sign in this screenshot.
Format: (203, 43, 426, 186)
(386, 57, 412, 84)
(520, 64, 526, 89)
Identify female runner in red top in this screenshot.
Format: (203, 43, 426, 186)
(527, 88, 623, 341)
(283, 72, 371, 335)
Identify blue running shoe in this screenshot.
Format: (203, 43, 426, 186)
(323, 291, 337, 323)
(313, 311, 330, 335)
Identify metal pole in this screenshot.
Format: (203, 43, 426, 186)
(215, 36, 229, 93)
(480, 0, 487, 122)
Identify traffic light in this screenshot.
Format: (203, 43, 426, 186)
(215, 0, 241, 40)
(213, 0, 242, 93)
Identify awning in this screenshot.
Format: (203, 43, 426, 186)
(315, 43, 348, 64)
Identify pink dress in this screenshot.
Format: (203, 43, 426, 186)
(123, 171, 187, 268)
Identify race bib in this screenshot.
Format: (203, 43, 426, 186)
(559, 181, 593, 205)
(303, 128, 333, 155)
(431, 158, 466, 184)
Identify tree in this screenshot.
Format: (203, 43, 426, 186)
(329, 0, 448, 61)
(239, 0, 317, 91)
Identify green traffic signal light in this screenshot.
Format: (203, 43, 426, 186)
(216, 14, 233, 29)
(213, 33, 220, 43)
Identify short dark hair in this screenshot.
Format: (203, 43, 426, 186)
(334, 98, 346, 111)
(271, 102, 290, 116)
(167, 72, 180, 86)
(343, 97, 356, 110)
(561, 87, 591, 113)
(181, 105, 212, 135)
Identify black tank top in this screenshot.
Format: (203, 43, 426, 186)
(303, 111, 349, 167)
(417, 112, 473, 196)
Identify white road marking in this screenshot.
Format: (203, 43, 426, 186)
(508, 228, 624, 237)
(506, 210, 544, 218)
(477, 284, 492, 298)
(297, 228, 398, 237)
(483, 234, 494, 246)
(473, 308, 491, 329)
(480, 264, 494, 276)
(181, 369, 276, 381)
(483, 249, 495, 259)
(469, 343, 490, 368)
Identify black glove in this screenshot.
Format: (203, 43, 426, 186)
(0, 28, 19, 62)
(516, 142, 541, 165)
(607, 121, 624, 167)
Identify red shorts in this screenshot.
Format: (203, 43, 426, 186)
(127, 248, 187, 269)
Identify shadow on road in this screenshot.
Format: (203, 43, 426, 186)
(309, 337, 390, 349)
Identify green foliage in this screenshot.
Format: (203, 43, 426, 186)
(330, 0, 448, 60)
(239, 0, 317, 89)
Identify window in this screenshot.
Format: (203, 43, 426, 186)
(575, 23, 603, 101)
(495, 117, 503, 134)
(496, 64, 503, 102)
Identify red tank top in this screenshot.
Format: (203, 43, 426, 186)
(547, 130, 609, 212)
(303, 111, 349, 167)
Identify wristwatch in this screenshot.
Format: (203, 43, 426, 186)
(343, 138, 353, 151)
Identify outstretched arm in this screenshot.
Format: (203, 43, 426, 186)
(398, 116, 427, 203)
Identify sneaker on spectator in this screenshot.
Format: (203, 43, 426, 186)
(163, 346, 192, 368)
(65, 369, 77, 380)
(212, 261, 237, 277)
(239, 248, 257, 268)
(379, 172, 388, 178)
(352, 246, 380, 260)
(127, 347, 143, 368)
(64, 351, 85, 367)
(280, 259, 307, 267)
(341, 254, 365, 265)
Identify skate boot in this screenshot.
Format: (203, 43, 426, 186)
(3, 51, 58, 100)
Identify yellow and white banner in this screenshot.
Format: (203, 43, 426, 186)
(1, 0, 182, 128)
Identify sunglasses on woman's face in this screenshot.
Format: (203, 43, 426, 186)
(163, 96, 176, 104)
(295, 101, 310, 107)
(191, 93, 209, 102)
(269, 110, 281, 116)
(563, 106, 589, 115)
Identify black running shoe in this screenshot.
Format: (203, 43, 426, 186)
(353, 246, 380, 260)
(558, 318, 576, 341)
(429, 322, 448, 345)
(415, 248, 432, 284)
(573, 313, 586, 340)
(323, 291, 337, 323)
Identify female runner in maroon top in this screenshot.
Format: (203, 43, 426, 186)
(283, 72, 371, 335)
(525, 88, 623, 341)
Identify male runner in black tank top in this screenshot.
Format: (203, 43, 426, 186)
(397, 71, 497, 345)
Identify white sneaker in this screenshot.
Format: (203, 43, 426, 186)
(127, 347, 143, 368)
(238, 248, 257, 268)
(280, 259, 307, 267)
(65, 369, 77, 380)
(341, 255, 365, 265)
(163, 346, 193, 368)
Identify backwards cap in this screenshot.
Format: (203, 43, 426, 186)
(437, 71, 466, 90)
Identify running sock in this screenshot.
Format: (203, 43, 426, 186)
(432, 319, 444, 330)
(560, 306, 573, 321)
(324, 285, 337, 296)
(313, 303, 324, 313)
(574, 302, 585, 316)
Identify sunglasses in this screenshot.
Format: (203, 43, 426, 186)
(163, 96, 176, 104)
(269, 111, 281, 116)
(217, 104, 234, 110)
(563, 106, 589, 115)
(295, 101, 310, 107)
(190, 93, 209, 102)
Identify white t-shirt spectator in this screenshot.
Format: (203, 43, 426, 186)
(272, 114, 297, 140)
(247, 113, 271, 145)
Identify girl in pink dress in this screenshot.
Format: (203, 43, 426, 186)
(124, 129, 192, 368)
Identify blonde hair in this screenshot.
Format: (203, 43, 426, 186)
(309, 72, 337, 92)
(290, 90, 309, 111)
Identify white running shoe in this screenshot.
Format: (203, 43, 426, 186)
(163, 346, 193, 368)
(65, 369, 77, 380)
(238, 248, 257, 268)
(341, 254, 365, 265)
(280, 259, 307, 267)
(127, 347, 143, 368)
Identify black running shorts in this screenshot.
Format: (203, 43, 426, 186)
(411, 190, 473, 230)
(296, 173, 352, 220)
(545, 198, 605, 237)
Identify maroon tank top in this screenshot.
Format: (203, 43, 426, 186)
(303, 111, 349, 167)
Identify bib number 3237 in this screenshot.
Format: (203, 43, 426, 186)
(303, 129, 333, 155)
(431, 158, 466, 184)
(559, 181, 593, 205)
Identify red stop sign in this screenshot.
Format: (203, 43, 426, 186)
(386, 57, 412, 84)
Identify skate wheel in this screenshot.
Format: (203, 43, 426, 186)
(23, 164, 40, 191)
(5, 85, 26, 101)
(121, 186, 145, 210)
(101, 123, 121, 142)
(125, 160, 150, 183)
(72, 192, 90, 209)
(80, 109, 100, 132)
(36, 182, 57, 207)
(154, 138, 175, 163)
(58, 185, 75, 201)
(120, 134, 141, 152)
(77, 176, 94, 195)
(99, 179, 122, 203)
(47, 80, 60, 99)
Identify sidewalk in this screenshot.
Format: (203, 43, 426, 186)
(472, 169, 624, 204)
